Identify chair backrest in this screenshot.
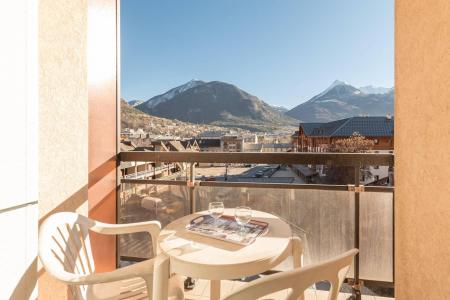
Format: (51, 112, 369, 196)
(222, 249, 358, 300)
(39, 212, 96, 298)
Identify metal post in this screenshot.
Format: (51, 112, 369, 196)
(189, 162, 196, 213)
(350, 164, 362, 300)
(185, 162, 196, 290)
(392, 173, 395, 283)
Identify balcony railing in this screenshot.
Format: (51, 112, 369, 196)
(123, 163, 178, 179)
(118, 151, 394, 286)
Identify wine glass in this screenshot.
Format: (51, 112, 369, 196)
(234, 206, 252, 236)
(208, 202, 224, 220)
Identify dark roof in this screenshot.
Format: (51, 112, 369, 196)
(193, 138, 221, 148)
(197, 131, 225, 138)
(180, 140, 189, 148)
(300, 123, 323, 135)
(300, 116, 394, 138)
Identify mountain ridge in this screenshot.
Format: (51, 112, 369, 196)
(286, 80, 394, 122)
(136, 80, 297, 131)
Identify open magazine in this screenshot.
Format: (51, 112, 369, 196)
(186, 214, 269, 246)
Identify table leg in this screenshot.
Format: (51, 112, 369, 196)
(210, 280, 221, 300)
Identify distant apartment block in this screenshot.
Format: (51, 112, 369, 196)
(220, 135, 245, 152)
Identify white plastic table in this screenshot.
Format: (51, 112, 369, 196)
(157, 209, 301, 300)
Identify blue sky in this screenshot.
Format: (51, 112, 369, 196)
(121, 0, 394, 109)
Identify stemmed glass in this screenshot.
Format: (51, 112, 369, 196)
(208, 202, 224, 221)
(234, 206, 252, 237)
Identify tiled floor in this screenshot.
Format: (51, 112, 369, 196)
(185, 279, 394, 300)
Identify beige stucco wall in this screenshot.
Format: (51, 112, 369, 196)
(39, 0, 88, 219)
(395, 0, 450, 299)
(39, 0, 88, 298)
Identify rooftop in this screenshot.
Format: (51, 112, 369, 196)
(300, 116, 394, 137)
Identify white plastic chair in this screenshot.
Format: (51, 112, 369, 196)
(222, 249, 358, 300)
(39, 212, 184, 300)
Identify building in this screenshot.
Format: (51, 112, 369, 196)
(294, 116, 394, 152)
(221, 135, 245, 152)
(191, 138, 222, 152)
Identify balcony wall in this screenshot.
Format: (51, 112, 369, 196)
(396, 0, 450, 298)
(87, 0, 119, 274)
(37, 0, 119, 298)
(38, 0, 89, 298)
(118, 179, 394, 282)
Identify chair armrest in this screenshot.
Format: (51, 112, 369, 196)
(91, 220, 161, 236)
(65, 256, 157, 285)
(91, 220, 161, 256)
(291, 236, 303, 269)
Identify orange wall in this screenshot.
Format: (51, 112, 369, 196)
(395, 0, 450, 299)
(88, 0, 118, 272)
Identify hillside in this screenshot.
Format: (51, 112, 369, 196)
(121, 100, 243, 138)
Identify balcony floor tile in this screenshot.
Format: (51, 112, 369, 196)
(185, 279, 394, 300)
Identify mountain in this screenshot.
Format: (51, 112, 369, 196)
(359, 85, 393, 95)
(121, 99, 242, 138)
(121, 98, 174, 131)
(272, 105, 289, 113)
(286, 80, 394, 122)
(142, 79, 206, 109)
(137, 80, 297, 131)
(128, 100, 144, 107)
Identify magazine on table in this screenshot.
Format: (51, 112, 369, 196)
(186, 214, 269, 246)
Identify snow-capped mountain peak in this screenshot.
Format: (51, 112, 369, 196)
(314, 80, 351, 98)
(128, 99, 144, 107)
(145, 79, 205, 108)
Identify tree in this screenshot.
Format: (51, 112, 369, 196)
(329, 132, 375, 153)
(325, 133, 375, 184)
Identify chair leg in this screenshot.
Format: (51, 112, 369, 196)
(210, 280, 221, 300)
(152, 254, 170, 300)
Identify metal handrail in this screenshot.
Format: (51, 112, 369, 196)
(120, 151, 394, 166)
